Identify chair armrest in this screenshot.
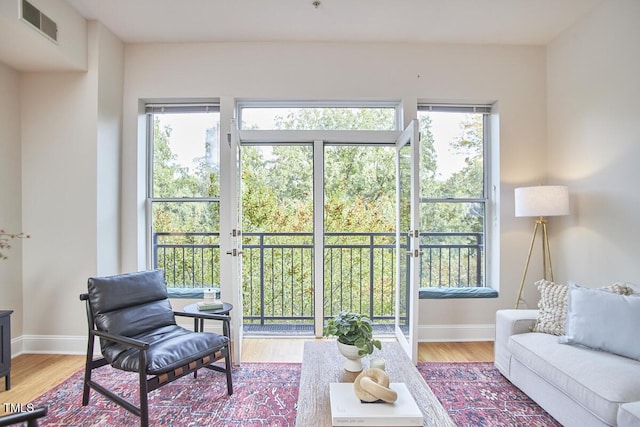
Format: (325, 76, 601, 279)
(93, 330, 150, 350)
(0, 406, 47, 426)
(174, 311, 230, 323)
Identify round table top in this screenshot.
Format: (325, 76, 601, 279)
(182, 301, 233, 317)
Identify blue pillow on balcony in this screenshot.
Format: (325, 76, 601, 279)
(167, 287, 220, 299)
(418, 287, 498, 299)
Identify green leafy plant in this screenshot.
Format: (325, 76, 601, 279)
(323, 311, 382, 356)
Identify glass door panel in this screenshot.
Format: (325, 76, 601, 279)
(395, 120, 420, 363)
(240, 144, 315, 335)
(231, 119, 243, 362)
(323, 145, 396, 334)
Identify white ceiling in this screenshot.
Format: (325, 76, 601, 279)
(65, 0, 603, 45)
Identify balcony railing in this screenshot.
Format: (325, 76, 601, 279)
(153, 231, 484, 332)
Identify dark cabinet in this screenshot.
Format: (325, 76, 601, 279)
(0, 310, 12, 391)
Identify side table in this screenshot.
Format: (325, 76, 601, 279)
(177, 302, 233, 363)
(1, 310, 12, 391)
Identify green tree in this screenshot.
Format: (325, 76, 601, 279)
(151, 115, 221, 286)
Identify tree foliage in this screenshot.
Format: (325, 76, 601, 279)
(150, 107, 486, 315)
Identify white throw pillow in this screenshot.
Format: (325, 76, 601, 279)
(560, 284, 640, 361)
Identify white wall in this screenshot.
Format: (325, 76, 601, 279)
(122, 41, 548, 341)
(20, 69, 97, 345)
(94, 22, 124, 275)
(0, 62, 23, 341)
(548, 0, 640, 286)
(17, 22, 123, 354)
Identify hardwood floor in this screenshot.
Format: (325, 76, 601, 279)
(0, 339, 493, 415)
(241, 338, 494, 363)
(1, 354, 85, 415)
(418, 341, 494, 362)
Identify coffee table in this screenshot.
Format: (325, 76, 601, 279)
(295, 341, 455, 427)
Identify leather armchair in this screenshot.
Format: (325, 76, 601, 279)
(80, 269, 232, 427)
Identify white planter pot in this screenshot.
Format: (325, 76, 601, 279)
(337, 341, 363, 372)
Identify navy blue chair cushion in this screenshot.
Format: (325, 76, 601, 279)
(88, 269, 176, 338)
(104, 324, 229, 375)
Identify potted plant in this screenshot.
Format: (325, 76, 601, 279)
(323, 311, 382, 372)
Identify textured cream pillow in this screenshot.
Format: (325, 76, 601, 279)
(531, 280, 568, 335)
(531, 280, 634, 335)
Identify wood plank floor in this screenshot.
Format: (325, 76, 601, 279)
(1, 339, 493, 415)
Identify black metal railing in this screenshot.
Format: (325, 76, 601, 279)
(153, 232, 222, 287)
(153, 231, 484, 330)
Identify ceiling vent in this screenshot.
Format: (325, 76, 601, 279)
(21, 0, 58, 43)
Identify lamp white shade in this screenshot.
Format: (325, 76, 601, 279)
(515, 185, 570, 217)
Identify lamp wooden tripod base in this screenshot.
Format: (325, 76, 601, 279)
(515, 217, 554, 309)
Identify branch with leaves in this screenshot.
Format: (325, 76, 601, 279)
(0, 229, 30, 260)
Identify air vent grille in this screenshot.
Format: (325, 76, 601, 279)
(21, 0, 58, 42)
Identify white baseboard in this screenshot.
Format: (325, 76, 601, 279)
(417, 323, 495, 342)
(11, 323, 493, 356)
(11, 320, 225, 357)
(12, 335, 87, 356)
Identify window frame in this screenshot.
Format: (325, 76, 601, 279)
(237, 99, 402, 132)
(417, 103, 494, 292)
(145, 103, 222, 286)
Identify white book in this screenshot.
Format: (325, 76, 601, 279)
(329, 382, 424, 426)
(196, 300, 223, 310)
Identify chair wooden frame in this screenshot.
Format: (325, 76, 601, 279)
(80, 292, 233, 427)
(0, 406, 47, 427)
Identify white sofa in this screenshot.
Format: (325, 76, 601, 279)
(495, 309, 640, 427)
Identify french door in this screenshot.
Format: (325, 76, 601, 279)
(395, 119, 420, 363)
(236, 121, 420, 362)
(227, 118, 244, 363)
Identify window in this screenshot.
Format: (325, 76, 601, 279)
(239, 102, 398, 131)
(417, 104, 492, 292)
(146, 104, 221, 288)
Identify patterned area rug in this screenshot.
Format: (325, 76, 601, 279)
(418, 362, 562, 427)
(29, 361, 561, 426)
(31, 363, 300, 426)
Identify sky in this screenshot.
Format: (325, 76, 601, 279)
(157, 112, 219, 170)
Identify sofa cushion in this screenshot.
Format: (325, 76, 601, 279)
(509, 332, 640, 426)
(618, 402, 640, 427)
(561, 284, 640, 361)
(531, 280, 635, 336)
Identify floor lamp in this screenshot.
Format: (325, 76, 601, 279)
(514, 185, 569, 309)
